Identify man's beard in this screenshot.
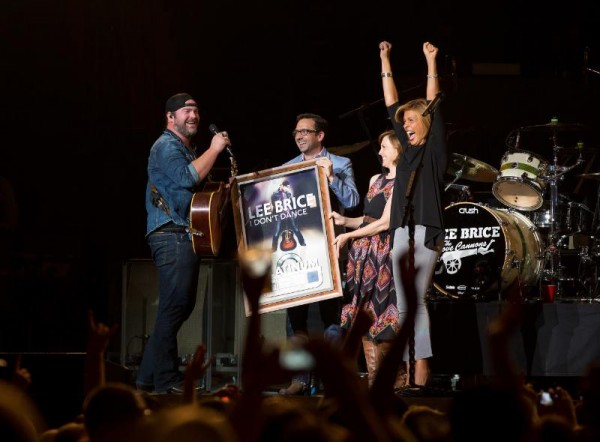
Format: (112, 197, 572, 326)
(175, 120, 198, 138)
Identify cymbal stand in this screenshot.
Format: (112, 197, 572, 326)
(444, 163, 464, 191)
(541, 132, 584, 301)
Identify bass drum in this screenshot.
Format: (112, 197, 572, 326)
(433, 202, 544, 299)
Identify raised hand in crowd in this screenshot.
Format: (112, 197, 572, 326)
(84, 309, 119, 396)
(182, 343, 212, 404)
(12, 354, 32, 391)
(227, 247, 286, 442)
(303, 337, 393, 442)
(524, 383, 578, 429)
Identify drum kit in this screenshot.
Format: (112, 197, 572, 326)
(433, 120, 600, 302)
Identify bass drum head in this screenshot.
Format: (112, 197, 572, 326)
(433, 202, 543, 299)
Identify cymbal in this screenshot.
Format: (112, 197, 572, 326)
(553, 144, 598, 153)
(520, 122, 588, 133)
(328, 140, 370, 155)
(576, 172, 600, 181)
(446, 153, 499, 183)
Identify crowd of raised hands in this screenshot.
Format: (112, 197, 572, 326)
(2, 251, 600, 442)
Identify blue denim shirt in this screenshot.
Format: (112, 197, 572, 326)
(145, 129, 201, 236)
(284, 148, 359, 210)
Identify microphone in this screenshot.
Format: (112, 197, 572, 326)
(208, 123, 234, 157)
(515, 129, 521, 150)
(421, 92, 444, 117)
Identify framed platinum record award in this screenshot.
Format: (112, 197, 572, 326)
(231, 160, 343, 315)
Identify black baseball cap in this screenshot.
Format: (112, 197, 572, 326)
(165, 93, 198, 113)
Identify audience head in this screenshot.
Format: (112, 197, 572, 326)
(258, 396, 348, 442)
(580, 362, 600, 426)
(82, 382, 148, 442)
(141, 404, 236, 442)
(0, 380, 45, 442)
(450, 384, 533, 442)
(536, 415, 576, 442)
(402, 404, 450, 441)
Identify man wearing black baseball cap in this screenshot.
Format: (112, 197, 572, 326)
(137, 92, 230, 394)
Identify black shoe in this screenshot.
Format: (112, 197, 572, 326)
(166, 384, 185, 395)
(135, 383, 155, 393)
(165, 382, 204, 395)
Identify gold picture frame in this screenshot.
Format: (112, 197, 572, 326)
(231, 160, 343, 315)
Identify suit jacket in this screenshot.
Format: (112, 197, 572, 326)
(284, 149, 359, 211)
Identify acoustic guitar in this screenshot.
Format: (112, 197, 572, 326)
(279, 229, 297, 252)
(189, 153, 238, 256)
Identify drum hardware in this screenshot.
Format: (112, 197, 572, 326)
(523, 121, 586, 300)
(552, 237, 600, 301)
(444, 183, 472, 202)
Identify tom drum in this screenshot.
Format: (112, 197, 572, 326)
(433, 202, 544, 299)
(493, 150, 547, 211)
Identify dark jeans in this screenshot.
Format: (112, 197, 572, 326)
(287, 298, 341, 335)
(137, 230, 200, 391)
(287, 298, 342, 387)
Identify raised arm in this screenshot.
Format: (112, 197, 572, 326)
(379, 41, 398, 106)
(83, 310, 119, 396)
(423, 42, 440, 101)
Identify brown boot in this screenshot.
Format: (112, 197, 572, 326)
(361, 337, 378, 388)
(376, 341, 407, 390)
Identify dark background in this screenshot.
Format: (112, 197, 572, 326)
(2, 0, 600, 351)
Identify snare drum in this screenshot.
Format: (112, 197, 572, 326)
(532, 200, 593, 234)
(532, 200, 567, 232)
(493, 150, 547, 210)
(433, 202, 543, 299)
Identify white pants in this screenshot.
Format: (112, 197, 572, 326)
(392, 225, 441, 361)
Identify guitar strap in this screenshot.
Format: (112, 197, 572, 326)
(149, 181, 171, 217)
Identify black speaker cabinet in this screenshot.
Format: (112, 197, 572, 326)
(120, 258, 245, 390)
